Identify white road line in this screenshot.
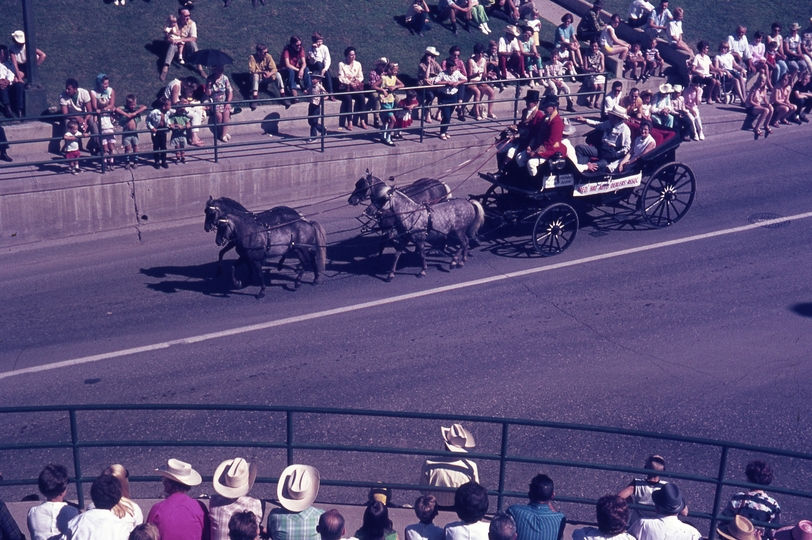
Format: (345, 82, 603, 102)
(1, 212, 808, 380)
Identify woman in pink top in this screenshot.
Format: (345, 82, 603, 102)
(683, 76, 705, 139)
(769, 73, 797, 126)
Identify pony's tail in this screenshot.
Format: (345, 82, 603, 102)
(467, 200, 485, 240)
(312, 221, 327, 273)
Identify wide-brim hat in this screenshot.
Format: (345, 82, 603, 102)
(213, 458, 257, 499)
(775, 521, 812, 540)
(11, 31, 25, 44)
(277, 464, 320, 512)
(374, 57, 388, 66)
(505, 25, 520, 37)
(156, 459, 202, 487)
(671, 84, 684, 93)
(607, 104, 629, 120)
(311, 73, 325, 79)
(651, 482, 685, 514)
(718, 516, 759, 540)
(789, 23, 801, 31)
(441, 423, 476, 453)
(659, 83, 674, 94)
(426, 46, 440, 56)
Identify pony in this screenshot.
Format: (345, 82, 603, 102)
(213, 210, 327, 298)
(204, 196, 304, 275)
(378, 186, 484, 281)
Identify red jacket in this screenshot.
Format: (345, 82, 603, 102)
(533, 111, 565, 160)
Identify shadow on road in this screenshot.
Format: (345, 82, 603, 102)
(139, 261, 304, 296)
(790, 303, 812, 318)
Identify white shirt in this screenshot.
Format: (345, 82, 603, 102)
(629, 515, 701, 540)
(727, 34, 749, 58)
(627, 0, 654, 20)
(498, 36, 520, 54)
(573, 528, 636, 540)
(28, 502, 80, 540)
(445, 521, 489, 540)
(87, 501, 144, 533)
(406, 522, 444, 540)
(62, 509, 129, 540)
(307, 44, 331, 71)
(59, 88, 92, 113)
(692, 53, 712, 76)
(420, 456, 479, 506)
(0, 61, 14, 82)
(668, 20, 683, 43)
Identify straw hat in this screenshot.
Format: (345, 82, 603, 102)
(11, 31, 25, 44)
(425, 46, 440, 57)
(774, 521, 812, 540)
(717, 516, 759, 540)
(789, 23, 801, 31)
(277, 464, 320, 512)
(213, 458, 257, 499)
(671, 84, 684, 93)
(505, 25, 520, 37)
(155, 459, 202, 487)
(607, 105, 629, 120)
(658, 82, 674, 94)
(441, 423, 476, 453)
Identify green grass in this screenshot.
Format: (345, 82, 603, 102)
(1, 0, 806, 110)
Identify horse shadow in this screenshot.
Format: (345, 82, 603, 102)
(140, 260, 306, 296)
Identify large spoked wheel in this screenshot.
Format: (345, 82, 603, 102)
(640, 163, 696, 228)
(532, 203, 579, 257)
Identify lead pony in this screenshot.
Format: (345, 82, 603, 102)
(378, 186, 484, 281)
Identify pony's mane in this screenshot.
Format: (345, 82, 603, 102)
(214, 197, 250, 213)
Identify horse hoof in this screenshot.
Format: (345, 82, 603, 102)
(418, 271, 426, 278)
(233, 280, 243, 289)
(294, 282, 301, 289)
(386, 274, 394, 282)
(313, 279, 321, 286)
(457, 262, 465, 268)
(256, 292, 265, 299)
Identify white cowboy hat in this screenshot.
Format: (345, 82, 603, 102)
(213, 458, 257, 499)
(671, 84, 684, 93)
(156, 459, 202, 487)
(374, 57, 388, 66)
(505, 25, 521, 37)
(277, 464, 320, 512)
(607, 105, 629, 120)
(425, 46, 440, 57)
(441, 423, 476, 453)
(658, 82, 674, 94)
(11, 31, 25, 44)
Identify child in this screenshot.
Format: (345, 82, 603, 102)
(27, 464, 79, 540)
(617, 455, 676, 530)
(306, 74, 327, 143)
(625, 42, 646, 82)
(683, 75, 705, 140)
(146, 97, 172, 169)
(543, 53, 575, 112)
(394, 90, 419, 139)
(405, 495, 443, 540)
(165, 15, 184, 64)
(98, 107, 116, 170)
(63, 119, 83, 175)
(168, 104, 191, 164)
(374, 62, 404, 146)
(644, 38, 663, 80)
(639, 90, 653, 121)
(765, 41, 779, 85)
(117, 94, 147, 170)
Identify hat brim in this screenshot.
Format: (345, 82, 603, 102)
(718, 525, 758, 540)
(608, 110, 629, 120)
(277, 465, 320, 512)
(156, 468, 202, 487)
(213, 460, 257, 499)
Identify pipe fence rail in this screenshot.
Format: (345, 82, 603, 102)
(0, 74, 606, 174)
(1, 404, 811, 539)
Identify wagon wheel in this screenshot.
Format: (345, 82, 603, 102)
(640, 162, 696, 228)
(532, 203, 579, 257)
(479, 184, 507, 211)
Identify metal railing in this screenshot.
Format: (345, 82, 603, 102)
(0, 73, 606, 175)
(1, 404, 811, 539)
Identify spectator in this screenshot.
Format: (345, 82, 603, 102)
(543, 52, 575, 112)
(164, 15, 184, 65)
(620, 86, 642, 117)
(774, 521, 812, 540)
(227, 513, 258, 540)
(573, 105, 631, 172)
(804, 19, 812, 73)
(519, 27, 543, 86)
(627, 0, 654, 29)
(667, 8, 693, 58)
(394, 89, 419, 138)
(420, 424, 480, 505)
(0, 125, 11, 162)
(766, 23, 789, 85)
(306, 73, 328, 143)
(147, 459, 209, 540)
(651, 82, 675, 128)
(62, 119, 84, 174)
(439, 0, 472, 36)
(722, 460, 781, 537)
(28, 464, 79, 540)
(96, 465, 144, 533)
(748, 32, 768, 75)
(599, 14, 630, 65)
(442, 46, 467, 120)
(354, 502, 397, 540)
(91, 74, 116, 169)
(168, 101, 190, 164)
(169, 78, 206, 146)
(486, 40, 503, 89)
(130, 524, 161, 540)
(280, 36, 312, 98)
(624, 42, 645, 81)
(642, 37, 663, 80)
(366, 58, 388, 129)
(789, 70, 812, 122)
(617, 455, 676, 529)
(507, 474, 565, 540)
(492, 0, 519, 24)
(682, 77, 706, 138)
(603, 80, 623, 115)
(9, 30, 46, 85)
(646, 0, 672, 41)
(337, 47, 366, 130)
(577, 1, 605, 45)
(418, 47, 442, 123)
(405, 496, 443, 540)
(770, 72, 797, 126)
(572, 495, 635, 540)
(307, 33, 335, 98)
(717, 516, 759, 540)
(618, 119, 656, 171)
(117, 94, 146, 170)
(468, 43, 496, 119)
(714, 42, 746, 105)
(471, 0, 493, 35)
(691, 41, 722, 103)
(268, 464, 324, 540)
(0, 45, 23, 118)
(161, 8, 206, 81)
(59, 78, 99, 155)
(248, 44, 284, 110)
(63, 475, 129, 540)
(498, 25, 523, 79)
(446, 482, 489, 540)
(555, 14, 583, 67)
(727, 26, 749, 65)
(519, 3, 542, 45)
(628, 483, 699, 540)
(406, 0, 432, 37)
(373, 62, 405, 146)
(583, 41, 605, 109)
(317, 510, 354, 540)
(784, 23, 804, 77)
(489, 514, 517, 540)
(496, 89, 543, 171)
(206, 65, 233, 143)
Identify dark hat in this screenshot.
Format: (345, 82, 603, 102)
(593, 0, 604, 7)
(525, 90, 541, 102)
(541, 95, 559, 108)
(651, 483, 686, 515)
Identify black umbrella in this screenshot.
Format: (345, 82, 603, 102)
(188, 49, 234, 67)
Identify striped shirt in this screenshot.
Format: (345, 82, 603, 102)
(268, 506, 324, 540)
(723, 491, 780, 534)
(507, 503, 566, 540)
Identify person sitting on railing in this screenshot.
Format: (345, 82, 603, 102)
(420, 424, 480, 507)
(442, 46, 469, 121)
(722, 460, 781, 539)
(507, 474, 566, 540)
(210, 459, 261, 540)
(338, 47, 367, 131)
(405, 496, 443, 540)
(418, 47, 442, 123)
(63, 475, 129, 540)
(249, 44, 284, 111)
(354, 502, 398, 540)
(628, 483, 699, 540)
(27, 464, 79, 540)
(60, 78, 99, 155)
(498, 26, 524, 80)
(269, 464, 323, 540)
(280, 36, 312, 99)
(446, 482, 489, 540)
(468, 43, 496, 120)
(573, 495, 635, 540)
(206, 65, 233, 143)
(317, 510, 354, 540)
(617, 455, 683, 530)
(307, 33, 335, 100)
(147, 459, 209, 540)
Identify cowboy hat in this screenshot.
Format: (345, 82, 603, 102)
(11, 31, 25, 44)
(505, 25, 520, 37)
(658, 83, 674, 94)
(277, 464, 320, 512)
(607, 104, 629, 120)
(425, 46, 441, 57)
(671, 84, 684, 93)
(651, 483, 685, 514)
(718, 516, 759, 540)
(789, 23, 801, 31)
(775, 521, 812, 540)
(213, 458, 257, 499)
(441, 423, 476, 452)
(156, 459, 202, 487)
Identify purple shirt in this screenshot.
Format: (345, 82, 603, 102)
(147, 493, 210, 540)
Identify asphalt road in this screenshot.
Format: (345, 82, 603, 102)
(1, 125, 811, 526)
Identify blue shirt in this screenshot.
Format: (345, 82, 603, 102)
(507, 503, 566, 540)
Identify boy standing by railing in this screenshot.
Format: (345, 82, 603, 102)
(117, 94, 146, 170)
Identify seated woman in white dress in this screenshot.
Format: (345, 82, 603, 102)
(617, 119, 656, 172)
